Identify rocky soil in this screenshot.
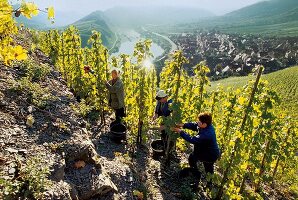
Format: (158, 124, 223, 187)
(0, 47, 207, 200)
(0, 51, 118, 199)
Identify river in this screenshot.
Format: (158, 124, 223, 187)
(112, 30, 166, 59)
(112, 39, 164, 59)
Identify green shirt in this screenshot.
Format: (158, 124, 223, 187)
(106, 78, 125, 109)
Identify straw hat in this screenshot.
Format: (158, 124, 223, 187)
(156, 90, 168, 98)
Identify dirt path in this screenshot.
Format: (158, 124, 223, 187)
(90, 123, 209, 200)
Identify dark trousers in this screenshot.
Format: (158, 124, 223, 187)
(188, 152, 215, 180)
(115, 107, 125, 122)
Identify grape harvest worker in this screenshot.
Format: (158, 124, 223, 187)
(152, 90, 173, 147)
(172, 112, 220, 187)
(105, 67, 125, 122)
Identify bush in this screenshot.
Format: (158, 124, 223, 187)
(70, 99, 94, 118)
(12, 77, 56, 108)
(0, 155, 52, 200)
(16, 59, 51, 81)
(180, 183, 196, 200)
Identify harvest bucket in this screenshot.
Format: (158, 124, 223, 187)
(151, 139, 165, 159)
(110, 122, 127, 142)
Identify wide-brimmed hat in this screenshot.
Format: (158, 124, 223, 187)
(156, 90, 168, 99)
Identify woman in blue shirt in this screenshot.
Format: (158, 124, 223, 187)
(152, 90, 173, 147)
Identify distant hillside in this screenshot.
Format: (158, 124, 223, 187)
(15, 15, 47, 29)
(211, 66, 298, 118)
(14, 8, 115, 48)
(72, 11, 115, 48)
(71, 6, 213, 47)
(225, 0, 297, 21)
(104, 6, 214, 27)
(215, 0, 298, 36)
(162, 0, 298, 37)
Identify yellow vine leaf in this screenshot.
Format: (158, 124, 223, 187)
(272, 132, 277, 140)
(13, 45, 27, 60)
(114, 152, 122, 157)
(240, 162, 248, 170)
(223, 101, 231, 108)
(253, 118, 259, 128)
(236, 130, 243, 140)
(133, 190, 144, 200)
(238, 96, 246, 105)
(234, 106, 241, 112)
(229, 140, 235, 147)
(270, 160, 276, 168)
(21, 2, 39, 19)
(26, 114, 35, 127)
(47, 6, 55, 20)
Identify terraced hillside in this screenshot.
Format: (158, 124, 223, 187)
(72, 11, 115, 48)
(211, 66, 298, 119)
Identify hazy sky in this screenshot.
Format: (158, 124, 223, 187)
(12, 0, 265, 15)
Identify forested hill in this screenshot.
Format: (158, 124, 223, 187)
(72, 6, 214, 47)
(166, 0, 298, 37)
(213, 0, 298, 36)
(104, 6, 214, 27)
(71, 11, 115, 48)
(224, 0, 298, 23)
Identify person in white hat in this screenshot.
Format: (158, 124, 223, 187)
(152, 90, 173, 148)
(105, 68, 125, 122)
(153, 90, 172, 119)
